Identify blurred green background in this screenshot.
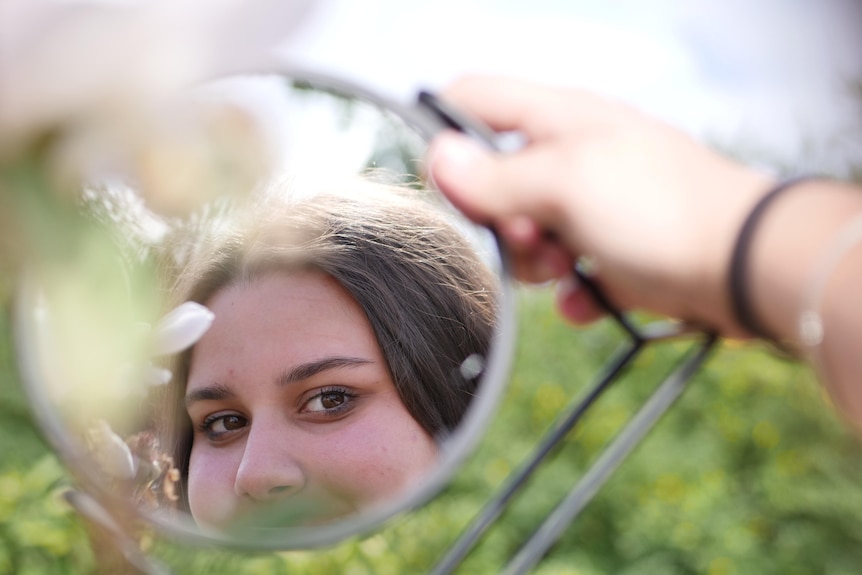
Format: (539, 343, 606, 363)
(2, 287, 861, 575)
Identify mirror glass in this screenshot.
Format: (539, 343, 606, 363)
(14, 71, 513, 549)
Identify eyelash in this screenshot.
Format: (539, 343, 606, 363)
(299, 386, 358, 418)
(195, 386, 359, 441)
(198, 412, 248, 442)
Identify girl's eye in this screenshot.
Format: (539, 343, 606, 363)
(200, 413, 249, 441)
(301, 388, 357, 416)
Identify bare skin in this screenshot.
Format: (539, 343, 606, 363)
(185, 271, 438, 528)
(427, 75, 862, 430)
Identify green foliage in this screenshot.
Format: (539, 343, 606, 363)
(2, 288, 861, 574)
(0, 305, 95, 575)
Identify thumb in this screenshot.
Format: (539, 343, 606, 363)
(427, 131, 500, 223)
(427, 131, 568, 233)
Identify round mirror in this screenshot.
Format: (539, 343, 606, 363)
(13, 68, 514, 550)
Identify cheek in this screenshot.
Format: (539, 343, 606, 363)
(311, 405, 438, 507)
(187, 446, 240, 527)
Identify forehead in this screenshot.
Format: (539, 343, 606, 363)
(187, 271, 385, 382)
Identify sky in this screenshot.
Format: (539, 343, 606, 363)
(281, 0, 862, 176)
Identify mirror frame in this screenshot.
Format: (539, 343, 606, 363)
(13, 64, 517, 550)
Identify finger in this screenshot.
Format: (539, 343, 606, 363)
(555, 275, 606, 325)
(439, 75, 624, 142)
(427, 131, 571, 231)
(507, 247, 573, 285)
(497, 217, 573, 283)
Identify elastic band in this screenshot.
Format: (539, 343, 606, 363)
(729, 176, 815, 340)
(798, 211, 862, 349)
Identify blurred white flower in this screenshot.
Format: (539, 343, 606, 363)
(86, 419, 137, 480)
(151, 301, 214, 358)
(141, 301, 215, 387)
(140, 364, 173, 388)
(5, 0, 295, 444)
(0, 0, 327, 216)
(0, 0, 320, 152)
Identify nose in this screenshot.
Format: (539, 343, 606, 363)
(234, 418, 305, 501)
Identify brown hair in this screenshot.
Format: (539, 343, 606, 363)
(159, 181, 499, 499)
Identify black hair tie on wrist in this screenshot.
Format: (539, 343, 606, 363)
(729, 175, 816, 341)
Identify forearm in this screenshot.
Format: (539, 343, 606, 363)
(747, 179, 862, 426)
(427, 75, 862, 429)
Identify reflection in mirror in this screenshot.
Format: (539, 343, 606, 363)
(16, 72, 510, 547)
(162, 186, 499, 532)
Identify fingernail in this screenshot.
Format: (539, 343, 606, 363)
(428, 132, 486, 188)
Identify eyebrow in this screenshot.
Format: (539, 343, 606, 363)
(184, 356, 374, 409)
(184, 382, 236, 409)
(277, 356, 373, 387)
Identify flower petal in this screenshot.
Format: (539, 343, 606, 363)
(143, 364, 173, 387)
(152, 301, 214, 356)
(88, 421, 137, 480)
(0, 0, 324, 148)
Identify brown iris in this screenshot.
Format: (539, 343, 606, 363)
(320, 392, 346, 410)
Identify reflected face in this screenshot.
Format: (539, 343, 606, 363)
(184, 271, 438, 528)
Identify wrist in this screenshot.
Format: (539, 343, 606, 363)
(742, 179, 862, 344)
(686, 164, 774, 338)
(728, 176, 817, 341)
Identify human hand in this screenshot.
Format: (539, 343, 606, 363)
(427, 75, 772, 337)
